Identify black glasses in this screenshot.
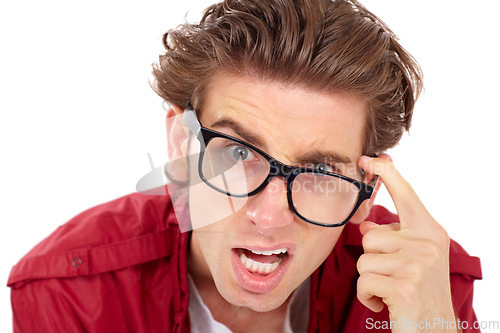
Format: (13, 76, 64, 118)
(183, 110, 377, 227)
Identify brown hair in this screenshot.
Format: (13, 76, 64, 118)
(152, 0, 423, 155)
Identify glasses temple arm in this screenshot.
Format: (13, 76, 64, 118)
(182, 109, 201, 137)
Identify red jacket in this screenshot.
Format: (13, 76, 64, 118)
(8, 188, 482, 332)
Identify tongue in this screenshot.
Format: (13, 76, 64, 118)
(243, 249, 282, 264)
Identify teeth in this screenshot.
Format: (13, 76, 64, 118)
(240, 252, 283, 275)
(249, 248, 287, 256)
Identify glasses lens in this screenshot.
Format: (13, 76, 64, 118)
(291, 172, 359, 225)
(201, 137, 270, 195)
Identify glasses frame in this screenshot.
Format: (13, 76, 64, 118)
(183, 110, 377, 228)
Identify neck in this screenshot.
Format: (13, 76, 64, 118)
(190, 273, 290, 332)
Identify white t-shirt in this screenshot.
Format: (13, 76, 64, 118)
(188, 275, 310, 333)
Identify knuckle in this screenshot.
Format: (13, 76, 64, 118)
(402, 258, 425, 278)
(414, 240, 445, 268)
(356, 255, 364, 272)
(394, 279, 418, 300)
(421, 240, 442, 260)
(357, 272, 374, 294)
(357, 271, 372, 285)
(361, 232, 373, 250)
(356, 254, 370, 274)
(356, 275, 366, 293)
(361, 228, 381, 251)
(435, 225, 450, 246)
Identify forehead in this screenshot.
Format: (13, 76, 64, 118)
(198, 74, 367, 163)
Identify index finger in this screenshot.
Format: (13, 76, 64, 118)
(359, 155, 430, 228)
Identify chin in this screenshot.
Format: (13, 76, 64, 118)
(219, 283, 291, 313)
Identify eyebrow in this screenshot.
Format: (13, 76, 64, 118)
(209, 117, 352, 165)
(209, 118, 265, 148)
(295, 151, 352, 165)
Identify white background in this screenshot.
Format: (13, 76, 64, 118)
(1, 0, 498, 330)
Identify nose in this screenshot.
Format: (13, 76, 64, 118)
(245, 177, 295, 235)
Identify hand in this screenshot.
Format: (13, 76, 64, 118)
(356, 155, 457, 333)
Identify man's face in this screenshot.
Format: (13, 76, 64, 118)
(186, 74, 367, 312)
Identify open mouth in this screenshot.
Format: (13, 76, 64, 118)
(231, 245, 293, 294)
(238, 248, 288, 276)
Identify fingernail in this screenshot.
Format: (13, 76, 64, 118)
(359, 156, 372, 164)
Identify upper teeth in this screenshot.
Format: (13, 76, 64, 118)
(249, 248, 287, 256)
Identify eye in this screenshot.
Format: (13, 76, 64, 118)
(226, 144, 254, 162)
(312, 163, 339, 175)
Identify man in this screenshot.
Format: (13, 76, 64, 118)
(8, 0, 481, 332)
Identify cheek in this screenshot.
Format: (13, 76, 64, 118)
(187, 150, 249, 230)
(348, 200, 372, 224)
(189, 184, 248, 230)
(296, 226, 344, 272)
(192, 228, 222, 265)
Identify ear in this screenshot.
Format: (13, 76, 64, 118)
(348, 153, 391, 224)
(165, 105, 190, 182)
